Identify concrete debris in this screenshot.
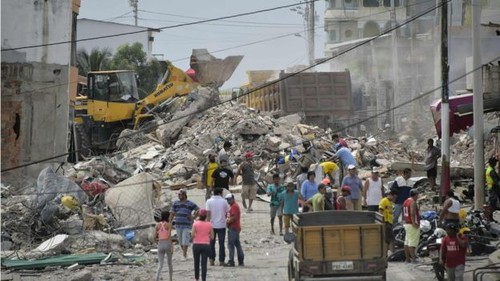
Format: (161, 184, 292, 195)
(70, 269, 93, 281)
(0, 81, 497, 275)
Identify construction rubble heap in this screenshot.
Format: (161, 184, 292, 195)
(0, 85, 494, 270)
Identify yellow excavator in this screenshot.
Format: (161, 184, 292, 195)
(73, 49, 242, 156)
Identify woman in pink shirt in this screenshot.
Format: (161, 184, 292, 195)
(192, 208, 214, 281)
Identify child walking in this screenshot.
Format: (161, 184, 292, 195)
(155, 210, 173, 281)
(440, 223, 468, 281)
(192, 208, 214, 281)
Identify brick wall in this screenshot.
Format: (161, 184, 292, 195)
(1, 101, 23, 170)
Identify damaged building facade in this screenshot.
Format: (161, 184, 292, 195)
(324, 0, 500, 134)
(1, 0, 81, 184)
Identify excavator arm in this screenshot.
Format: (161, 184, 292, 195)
(133, 63, 197, 129)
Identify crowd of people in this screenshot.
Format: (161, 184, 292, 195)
(152, 136, 499, 281)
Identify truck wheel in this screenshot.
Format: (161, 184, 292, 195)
(288, 259, 293, 281)
(288, 249, 294, 281)
(75, 124, 92, 159)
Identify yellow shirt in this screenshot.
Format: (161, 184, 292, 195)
(378, 197, 394, 224)
(320, 161, 339, 174)
(486, 166, 494, 190)
(308, 192, 325, 212)
(206, 162, 219, 187)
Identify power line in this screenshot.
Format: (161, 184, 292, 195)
(1, 0, 319, 52)
(1, 0, 452, 173)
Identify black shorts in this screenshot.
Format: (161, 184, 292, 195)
(385, 223, 394, 244)
(427, 167, 438, 178)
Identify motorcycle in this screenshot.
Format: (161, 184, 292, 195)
(393, 210, 438, 253)
(427, 235, 445, 281)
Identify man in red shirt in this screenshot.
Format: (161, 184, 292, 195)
(403, 189, 420, 263)
(440, 223, 467, 281)
(225, 193, 244, 267)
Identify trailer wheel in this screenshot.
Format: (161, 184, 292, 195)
(288, 249, 294, 281)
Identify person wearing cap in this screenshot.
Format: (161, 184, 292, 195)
(202, 154, 219, 200)
(211, 159, 234, 196)
(225, 193, 244, 267)
(205, 188, 230, 266)
(403, 189, 421, 263)
(363, 168, 384, 212)
(169, 189, 200, 261)
(218, 140, 232, 165)
(305, 184, 327, 212)
(267, 174, 285, 235)
(319, 161, 339, 187)
(334, 143, 356, 180)
(379, 190, 398, 256)
(440, 222, 468, 281)
(191, 208, 214, 281)
(341, 164, 363, 210)
(336, 186, 353, 210)
(279, 178, 301, 235)
(236, 151, 264, 212)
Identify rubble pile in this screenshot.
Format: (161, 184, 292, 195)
(1, 86, 497, 268)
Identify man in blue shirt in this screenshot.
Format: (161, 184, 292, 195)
(169, 189, 199, 260)
(279, 179, 301, 235)
(341, 165, 363, 210)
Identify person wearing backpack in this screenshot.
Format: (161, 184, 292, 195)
(155, 210, 173, 281)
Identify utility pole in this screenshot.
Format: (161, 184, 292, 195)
(305, 0, 315, 66)
(440, 0, 450, 202)
(129, 0, 138, 26)
(390, 0, 398, 131)
(472, 0, 484, 209)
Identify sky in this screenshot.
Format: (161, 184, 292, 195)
(79, 0, 327, 90)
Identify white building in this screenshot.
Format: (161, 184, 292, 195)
(77, 19, 160, 59)
(1, 0, 80, 184)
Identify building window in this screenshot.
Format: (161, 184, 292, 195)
(345, 29, 353, 38)
(363, 0, 379, 7)
(343, 0, 359, 10)
(326, 0, 335, 9)
(328, 30, 337, 42)
(383, 0, 400, 7)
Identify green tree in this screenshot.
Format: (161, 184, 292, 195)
(110, 42, 166, 95)
(76, 47, 112, 75)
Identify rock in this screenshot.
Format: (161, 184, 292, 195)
(168, 164, 186, 176)
(70, 270, 92, 281)
(266, 136, 282, 151)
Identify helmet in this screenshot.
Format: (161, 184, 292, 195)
(433, 228, 447, 238)
(420, 220, 432, 233)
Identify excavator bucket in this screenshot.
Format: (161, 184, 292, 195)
(190, 49, 243, 88)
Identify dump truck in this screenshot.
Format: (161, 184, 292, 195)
(288, 211, 387, 281)
(238, 70, 353, 129)
(73, 49, 242, 155)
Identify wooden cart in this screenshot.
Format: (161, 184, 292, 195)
(288, 211, 387, 281)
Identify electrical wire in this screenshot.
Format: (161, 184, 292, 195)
(1, 0, 319, 52)
(1, 0, 465, 173)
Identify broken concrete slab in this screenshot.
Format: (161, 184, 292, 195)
(105, 173, 158, 245)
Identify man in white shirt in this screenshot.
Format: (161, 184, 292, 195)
(206, 188, 230, 266)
